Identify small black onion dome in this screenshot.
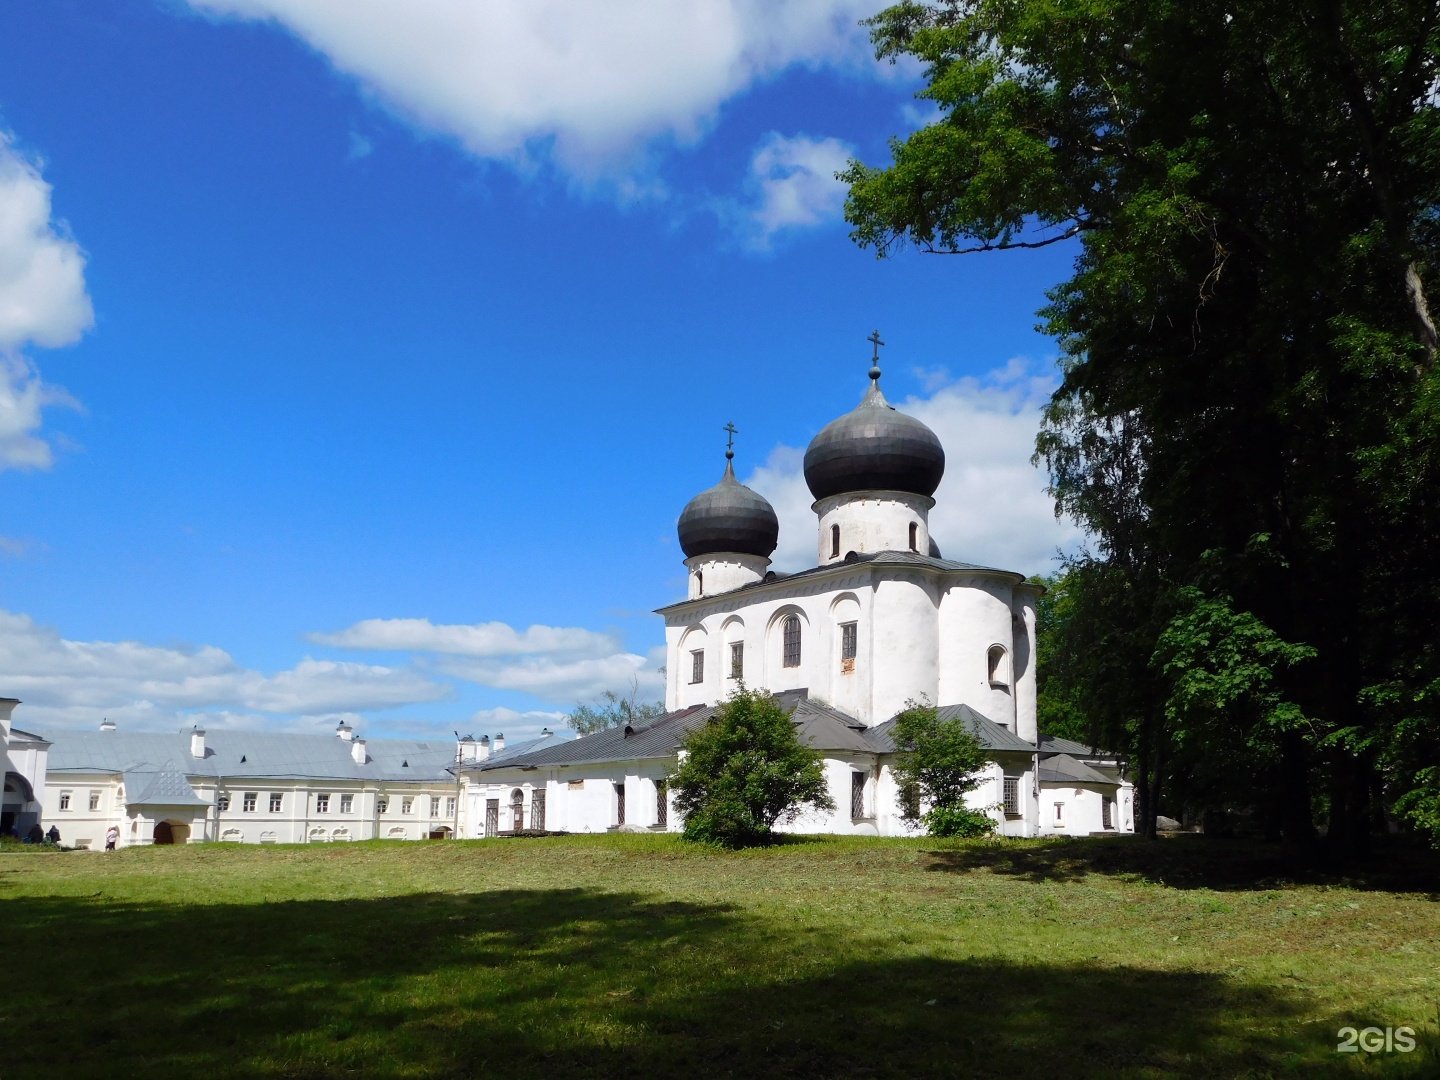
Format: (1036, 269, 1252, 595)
(804, 372, 945, 501)
(677, 459, 779, 559)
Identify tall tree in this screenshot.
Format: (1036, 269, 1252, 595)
(845, 0, 1440, 849)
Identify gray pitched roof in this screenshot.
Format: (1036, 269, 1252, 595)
(1038, 753, 1116, 786)
(121, 762, 209, 807)
(46, 730, 464, 783)
(1038, 733, 1121, 759)
(865, 703, 1038, 754)
(656, 549, 1026, 613)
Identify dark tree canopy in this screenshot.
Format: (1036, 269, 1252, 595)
(848, 0, 1440, 849)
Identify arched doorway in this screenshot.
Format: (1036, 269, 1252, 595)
(152, 821, 190, 845)
(510, 789, 524, 832)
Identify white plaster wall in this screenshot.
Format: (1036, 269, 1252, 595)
(686, 553, 768, 599)
(869, 575, 940, 723)
(814, 491, 933, 563)
(937, 579, 1020, 728)
(474, 765, 678, 835)
(1010, 586, 1040, 743)
(1038, 783, 1123, 836)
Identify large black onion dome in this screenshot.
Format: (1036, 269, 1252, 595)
(804, 375, 945, 501)
(677, 459, 779, 558)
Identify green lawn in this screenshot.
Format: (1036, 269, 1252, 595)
(2, 834, 1437, 1078)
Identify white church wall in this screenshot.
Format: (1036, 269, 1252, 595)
(1010, 587, 1040, 743)
(1039, 783, 1121, 837)
(937, 580, 1020, 729)
(870, 575, 940, 723)
(686, 552, 768, 598)
(813, 490, 934, 564)
(474, 762, 677, 835)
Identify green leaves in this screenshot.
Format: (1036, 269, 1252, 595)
(668, 688, 835, 848)
(890, 702, 997, 838)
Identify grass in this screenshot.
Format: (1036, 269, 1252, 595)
(1, 833, 1437, 1078)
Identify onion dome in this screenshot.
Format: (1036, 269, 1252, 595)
(677, 450, 779, 559)
(803, 348, 945, 501)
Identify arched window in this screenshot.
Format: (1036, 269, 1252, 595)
(782, 615, 802, 667)
(908, 522, 918, 552)
(510, 788, 524, 832)
(830, 524, 840, 558)
(987, 644, 1009, 687)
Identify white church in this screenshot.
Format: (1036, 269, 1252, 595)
(5, 339, 1131, 845)
(465, 342, 1133, 838)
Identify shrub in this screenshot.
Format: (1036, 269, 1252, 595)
(669, 687, 835, 848)
(891, 701, 996, 838)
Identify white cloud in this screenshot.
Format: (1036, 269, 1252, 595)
(744, 359, 1084, 576)
(0, 609, 450, 732)
(313, 616, 663, 705)
(183, 0, 877, 179)
(0, 136, 93, 351)
(729, 132, 853, 248)
(0, 135, 93, 471)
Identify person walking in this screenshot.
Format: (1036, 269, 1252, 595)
(105, 825, 119, 851)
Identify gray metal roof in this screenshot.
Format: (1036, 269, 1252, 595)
(121, 762, 209, 807)
(656, 549, 1025, 613)
(46, 730, 463, 782)
(677, 457, 779, 559)
(1038, 734, 1120, 759)
(803, 374, 946, 501)
(865, 703, 1038, 754)
(1038, 753, 1116, 786)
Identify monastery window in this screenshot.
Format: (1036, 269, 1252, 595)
(850, 772, 866, 820)
(402, 797, 414, 815)
(1002, 778, 1020, 818)
(446, 796, 456, 818)
(840, 622, 857, 673)
(908, 522, 918, 552)
(269, 793, 283, 813)
(340, 794, 354, 814)
(615, 782, 626, 826)
(529, 792, 544, 831)
(243, 792, 258, 813)
(690, 649, 704, 684)
(729, 641, 743, 680)
(218, 793, 231, 812)
(656, 782, 668, 828)
(377, 795, 389, 814)
(59, 791, 71, 811)
(430, 795, 441, 817)
(316, 793, 331, 814)
(1053, 802, 1065, 825)
(987, 645, 1009, 688)
(89, 790, 101, 812)
(830, 524, 840, 558)
(782, 615, 802, 667)
(1102, 798, 1114, 830)
(511, 789, 524, 830)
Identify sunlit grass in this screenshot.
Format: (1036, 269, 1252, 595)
(2, 833, 1436, 1077)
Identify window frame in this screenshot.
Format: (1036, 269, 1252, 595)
(242, 792, 258, 813)
(316, 793, 331, 814)
(840, 621, 858, 663)
(217, 792, 231, 812)
(1002, 777, 1020, 818)
(850, 771, 866, 820)
(88, 790, 101, 812)
(830, 523, 840, 558)
(58, 791, 71, 812)
(340, 794, 354, 815)
(402, 796, 414, 815)
(782, 615, 802, 668)
(729, 640, 743, 680)
(377, 795, 389, 814)
(987, 644, 1010, 688)
(690, 648, 705, 684)
(269, 792, 283, 813)
(908, 521, 918, 551)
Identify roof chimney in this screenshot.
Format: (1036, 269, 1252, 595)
(190, 726, 206, 758)
(336, 721, 353, 742)
(99, 718, 116, 732)
(476, 735, 491, 762)
(456, 735, 480, 763)
(0, 697, 18, 739)
(492, 732, 504, 753)
(351, 737, 367, 765)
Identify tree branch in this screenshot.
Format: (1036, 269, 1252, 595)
(921, 223, 1085, 254)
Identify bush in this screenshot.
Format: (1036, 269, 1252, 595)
(669, 687, 836, 848)
(891, 701, 996, 838)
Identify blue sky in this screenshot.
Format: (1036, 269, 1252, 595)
(0, 0, 1080, 741)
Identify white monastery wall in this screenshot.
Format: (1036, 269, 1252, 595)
(814, 491, 933, 564)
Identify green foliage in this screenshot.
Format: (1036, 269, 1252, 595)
(565, 684, 665, 736)
(668, 687, 835, 847)
(845, 0, 1440, 849)
(890, 701, 996, 837)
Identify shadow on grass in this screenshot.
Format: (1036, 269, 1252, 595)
(4, 883, 1415, 1079)
(923, 834, 1440, 895)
